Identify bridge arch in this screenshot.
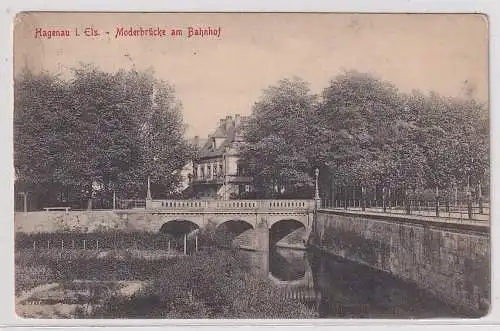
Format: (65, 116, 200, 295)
(215, 219, 254, 248)
(269, 218, 307, 248)
(159, 219, 200, 238)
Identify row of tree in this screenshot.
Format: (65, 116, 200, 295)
(14, 65, 196, 210)
(240, 71, 489, 200)
(14, 66, 489, 208)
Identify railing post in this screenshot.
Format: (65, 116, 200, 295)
(184, 233, 187, 255)
(387, 188, 391, 211)
(382, 187, 387, 213)
(478, 182, 483, 214)
(467, 190, 473, 219)
(405, 189, 411, 215)
(361, 186, 366, 211)
(435, 186, 440, 217)
(23, 192, 28, 214)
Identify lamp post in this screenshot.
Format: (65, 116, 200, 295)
(147, 175, 152, 200)
(17, 191, 28, 214)
(314, 168, 320, 209)
(223, 148, 228, 200)
(187, 173, 193, 199)
(146, 156, 158, 208)
(467, 175, 472, 219)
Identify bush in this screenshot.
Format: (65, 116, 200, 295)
(15, 248, 177, 290)
(15, 263, 54, 293)
(15, 231, 173, 250)
(91, 250, 318, 318)
(15, 231, 317, 318)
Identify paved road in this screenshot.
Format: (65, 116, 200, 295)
(319, 207, 490, 228)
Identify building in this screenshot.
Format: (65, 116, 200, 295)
(172, 161, 195, 195)
(191, 114, 252, 200)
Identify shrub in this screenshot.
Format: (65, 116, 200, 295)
(91, 250, 318, 318)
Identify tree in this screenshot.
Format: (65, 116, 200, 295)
(318, 71, 405, 199)
(412, 92, 489, 200)
(240, 70, 489, 206)
(135, 77, 197, 199)
(14, 65, 195, 210)
(240, 78, 318, 198)
(14, 69, 73, 209)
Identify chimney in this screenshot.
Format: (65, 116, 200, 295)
(234, 114, 241, 127)
(226, 115, 233, 129)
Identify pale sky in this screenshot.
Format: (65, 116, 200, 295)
(14, 13, 488, 138)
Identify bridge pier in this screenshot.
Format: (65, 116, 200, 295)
(254, 217, 269, 252)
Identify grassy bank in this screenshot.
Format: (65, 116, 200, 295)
(88, 249, 317, 318)
(15, 249, 176, 294)
(15, 229, 317, 318)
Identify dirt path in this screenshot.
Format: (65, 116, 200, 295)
(16, 283, 59, 305)
(16, 280, 145, 319)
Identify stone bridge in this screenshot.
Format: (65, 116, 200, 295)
(138, 199, 315, 251)
(143, 199, 314, 228)
(15, 199, 316, 251)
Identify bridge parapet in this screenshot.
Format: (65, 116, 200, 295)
(148, 199, 315, 211)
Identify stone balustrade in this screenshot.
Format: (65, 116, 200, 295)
(147, 199, 315, 210)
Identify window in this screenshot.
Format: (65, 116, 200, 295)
(236, 161, 246, 176)
(207, 164, 211, 178)
(219, 164, 224, 176)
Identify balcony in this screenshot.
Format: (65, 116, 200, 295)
(192, 174, 252, 185)
(193, 175, 224, 185)
(227, 175, 252, 183)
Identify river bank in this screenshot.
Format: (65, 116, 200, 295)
(15, 237, 317, 319)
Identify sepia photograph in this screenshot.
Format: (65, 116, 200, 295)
(12, 12, 490, 319)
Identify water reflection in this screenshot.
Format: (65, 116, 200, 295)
(269, 248, 306, 281)
(238, 247, 465, 318)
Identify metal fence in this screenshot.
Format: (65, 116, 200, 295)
(320, 199, 489, 222)
(16, 235, 201, 255)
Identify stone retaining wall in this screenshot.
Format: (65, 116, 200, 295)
(313, 210, 490, 316)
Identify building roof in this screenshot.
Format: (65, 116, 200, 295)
(196, 114, 246, 159)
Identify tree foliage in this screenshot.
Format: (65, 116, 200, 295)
(240, 78, 318, 198)
(241, 71, 489, 199)
(14, 65, 196, 209)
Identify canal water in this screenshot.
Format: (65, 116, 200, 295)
(238, 247, 466, 318)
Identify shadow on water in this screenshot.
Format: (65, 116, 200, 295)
(238, 247, 468, 318)
(269, 248, 305, 281)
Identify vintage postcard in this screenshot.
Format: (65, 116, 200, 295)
(12, 12, 489, 319)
